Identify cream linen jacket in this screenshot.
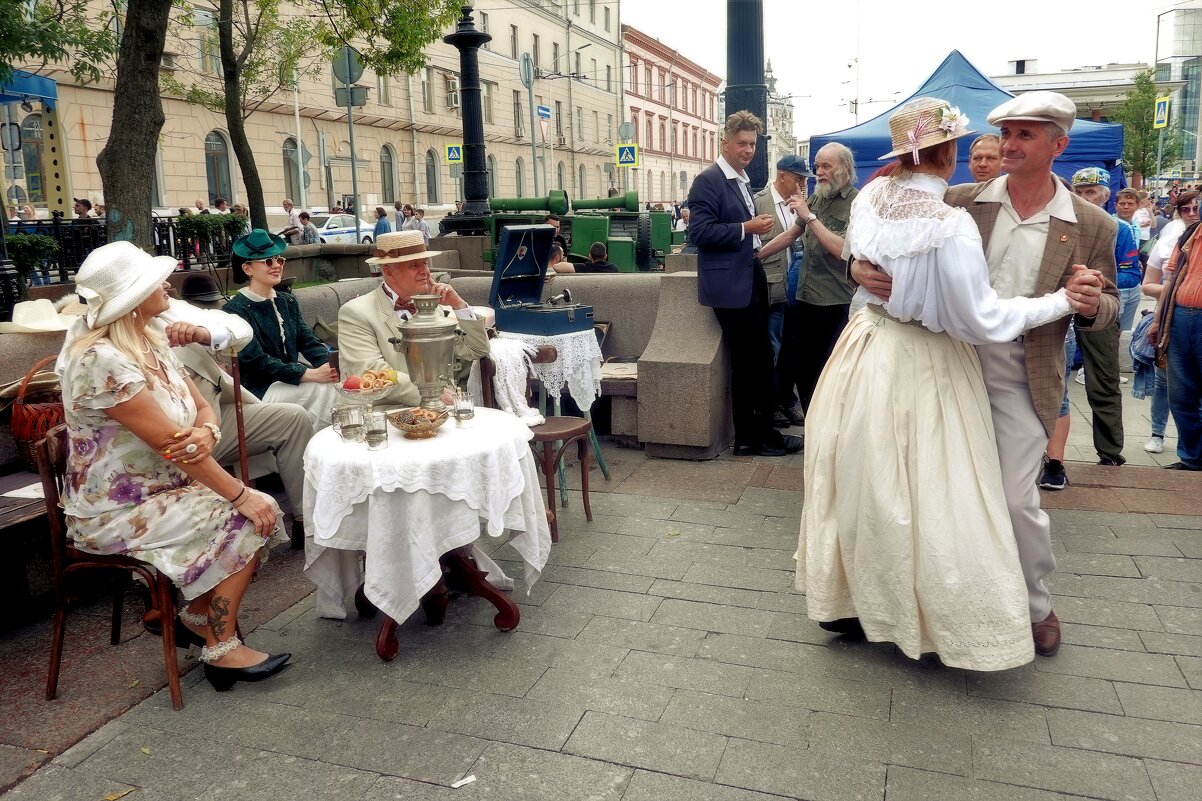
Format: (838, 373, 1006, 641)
(337, 286, 491, 407)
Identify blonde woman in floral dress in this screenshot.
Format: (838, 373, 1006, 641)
(58, 242, 291, 691)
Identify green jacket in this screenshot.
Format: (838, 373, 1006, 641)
(223, 291, 330, 399)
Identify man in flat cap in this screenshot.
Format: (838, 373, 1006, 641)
(853, 90, 1119, 658)
(754, 154, 813, 428)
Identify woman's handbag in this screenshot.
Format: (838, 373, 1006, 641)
(10, 356, 65, 472)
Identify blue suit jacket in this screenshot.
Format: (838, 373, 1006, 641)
(688, 162, 757, 308)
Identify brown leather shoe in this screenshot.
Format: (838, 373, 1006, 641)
(1032, 610, 1061, 656)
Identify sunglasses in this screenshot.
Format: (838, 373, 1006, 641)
(249, 256, 286, 266)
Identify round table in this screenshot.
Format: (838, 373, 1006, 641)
(302, 407, 552, 660)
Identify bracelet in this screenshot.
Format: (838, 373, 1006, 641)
(202, 422, 222, 445)
(229, 485, 246, 506)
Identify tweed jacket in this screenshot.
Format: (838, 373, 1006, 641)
(337, 286, 491, 407)
(753, 185, 790, 304)
(946, 180, 1119, 436)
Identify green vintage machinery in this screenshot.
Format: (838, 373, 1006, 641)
(475, 190, 670, 271)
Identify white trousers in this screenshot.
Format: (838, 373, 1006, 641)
(977, 342, 1057, 622)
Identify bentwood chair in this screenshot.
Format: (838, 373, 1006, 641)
(36, 425, 184, 710)
(479, 345, 593, 543)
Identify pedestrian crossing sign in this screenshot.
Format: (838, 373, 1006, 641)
(1154, 97, 1170, 130)
(615, 144, 639, 167)
(445, 144, 463, 164)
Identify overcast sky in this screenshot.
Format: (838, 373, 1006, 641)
(622, 0, 1181, 140)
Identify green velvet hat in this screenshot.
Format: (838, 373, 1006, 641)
(231, 229, 288, 284)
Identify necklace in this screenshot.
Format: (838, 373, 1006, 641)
(141, 338, 163, 371)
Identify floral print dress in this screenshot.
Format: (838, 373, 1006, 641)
(60, 341, 282, 600)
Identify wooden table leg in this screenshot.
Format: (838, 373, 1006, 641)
(354, 583, 378, 619)
(420, 577, 450, 626)
(375, 616, 400, 662)
(443, 548, 520, 631)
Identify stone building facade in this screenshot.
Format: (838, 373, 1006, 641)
(5, 0, 624, 216)
(621, 25, 723, 206)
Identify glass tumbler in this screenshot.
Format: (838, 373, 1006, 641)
(365, 411, 389, 450)
(453, 388, 475, 426)
(335, 405, 365, 442)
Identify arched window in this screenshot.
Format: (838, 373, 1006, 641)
(646, 170, 653, 204)
(515, 158, 525, 197)
(380, 145, 396, 203)
(204, 131, 233, 206)
(487, 155, 498, 197)
(556, 161, 566, 192)
(578, 164, 587, 197)
(596, 165, 603, 195)
(659, 171, 666, 202)
(20, 114, 44, 204)
(282, 137, 300, 204)
(424, 149, 439, 204)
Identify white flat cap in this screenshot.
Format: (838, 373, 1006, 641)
(987, 91, 1076, 134)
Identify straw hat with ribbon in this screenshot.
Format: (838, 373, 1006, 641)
(0, 299, 79, 333)
(74, 241, 177, 328)
(879, 97, 975, 164)
(366, 230, 443, 267)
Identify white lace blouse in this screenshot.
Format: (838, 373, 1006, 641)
(849, 173, 1073, 345)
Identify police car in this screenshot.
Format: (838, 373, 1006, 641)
(309, 214, 376, 244)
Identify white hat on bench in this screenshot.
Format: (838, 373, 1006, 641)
(0, 299, 77, 333)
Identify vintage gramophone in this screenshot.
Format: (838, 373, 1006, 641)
(391, 295, 461, 411)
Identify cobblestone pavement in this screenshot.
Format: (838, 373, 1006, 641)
(3, 377, 1201, 801)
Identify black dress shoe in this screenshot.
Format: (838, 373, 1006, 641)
(204, 652, 292, 692)
(760, 434, 803, 456)
(1097, 457, 1124, 466)
(1165, 462, 1202, 471)
(772, 410, 792, 428)
(780, 406, 806, 426)
(818, 618, 866, 638)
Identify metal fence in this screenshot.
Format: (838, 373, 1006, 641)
(1, 212, 241, 320)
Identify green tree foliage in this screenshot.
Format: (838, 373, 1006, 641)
(314, 0, 462, 76)
(1112, 68, 1184, 180)
(0, 1, 119, 85)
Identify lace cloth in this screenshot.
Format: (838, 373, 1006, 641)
(849, 174, 1073, 345)
(302, 408, 551, 622)
(498, 329, 602, 412)
(467, 337, 544, 425)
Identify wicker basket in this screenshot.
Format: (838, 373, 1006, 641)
(11, 356, 64, 472)
(386, 407, 449, 439)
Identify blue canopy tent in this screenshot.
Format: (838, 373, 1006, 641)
(808, 51, 1125, 196)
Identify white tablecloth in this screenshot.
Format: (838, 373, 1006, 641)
(302, 408, 552, 623)
(498, 329, 602, 412)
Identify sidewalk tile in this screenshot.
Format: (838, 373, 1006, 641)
(885, 765, 1070, 801)
(614, 461, 756, 504)
(582, 550, 692, 581)
(1145, 759, 1202, 801)
(1151, 513, 1202, 530)
(766, 612, 843, 646)
(0, 765, 138, 801)
(650, 599, 775, 637)
(0, 746, 47, 797)
(730, 487, 805, 518)
(72, 725, 256, 797)
(1033, 644, 1187, 687)
(808, 711, 972, 775)
(1058, 622, 1147, 652)
(544, 585, 663, 622)
(1156, 605, 1202, 635)
(1041, 486, 1126, 512)
(576, 616, 706, 657)
(196, 748, 380, 800)
(680, 561, 793, 592)
(1051, 595, 1163, 631)
(1114, 682, 1202, 725)
(1047, 708, 1202, 763)
(660, 689, 809, 748)
(424, 692, 585, 751)
(1118, 487, 1202, 515)
(401, 653, 550, 697)
(579, 494, 678, 519)
(488, 631, 629, 679)
(967, 666, 1122, 714)
(1061, 534, 1181, 557)
(743, 668, 891, 719)
(525, 667, 675, 721)
(647, 579, 763, 609)
(563, 711, 727, 781)
(972, 736, 1154, 800)
(614, 650, 757, 698)
(890, 686, 1050, 744)
(1134, 556, 1202, 583)
(715, 737, 886, 801)
(622, 770, 787, 801)
(1180, 656, 1202, 689)
(1079, 575, 1202, 608)
(1055, 552, 1142, 577)
(669, 504, 768, 530)
(1140, 631, 1202, 657)
(540, 565, 655, 593)
(618, 517, 716, 541)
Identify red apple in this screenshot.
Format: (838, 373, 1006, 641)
(342, 375, 362, 390)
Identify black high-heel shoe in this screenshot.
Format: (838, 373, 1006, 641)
(173, 617, 208, 648)
(201, 638, 292, 692)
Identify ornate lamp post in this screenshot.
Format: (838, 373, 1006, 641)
(439, 6, 492, 237)
(725, 0, 768, 191)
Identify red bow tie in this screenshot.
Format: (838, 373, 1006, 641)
(393, 297, 416, 315)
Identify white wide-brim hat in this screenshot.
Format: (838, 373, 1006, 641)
(0, 299, 78, 333)
(366, 229, 443, 266)
(74, 241, 177, 328)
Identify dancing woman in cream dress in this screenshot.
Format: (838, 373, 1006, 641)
(798, 98, 1086, 671)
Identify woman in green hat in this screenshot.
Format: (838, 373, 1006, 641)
(223, 229, 337, 428)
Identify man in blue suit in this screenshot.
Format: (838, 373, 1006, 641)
(688, 111, 803, 457)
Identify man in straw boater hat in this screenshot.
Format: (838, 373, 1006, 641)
(853, 90, 1118, 657)
(338, 229, 490, 408)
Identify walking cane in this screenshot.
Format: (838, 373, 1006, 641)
(227, 345, 250, 483)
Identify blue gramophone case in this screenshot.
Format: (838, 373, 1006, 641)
(488, 224, 594, 335)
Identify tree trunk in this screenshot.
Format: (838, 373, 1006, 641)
(220, 0, 266, 231)
(96, 0, 171, 249)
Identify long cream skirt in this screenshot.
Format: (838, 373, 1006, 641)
(797, 305, 1034, 671)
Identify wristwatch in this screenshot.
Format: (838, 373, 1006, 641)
(802, 214, 819, 227)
